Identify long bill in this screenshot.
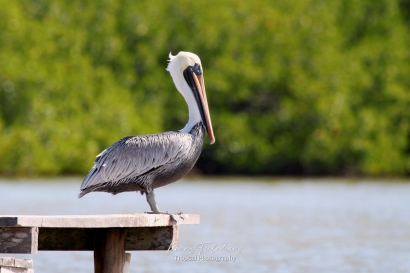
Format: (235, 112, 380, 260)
(191, 72, 215, 144)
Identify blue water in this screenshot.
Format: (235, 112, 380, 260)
(0, 177, 409, 273)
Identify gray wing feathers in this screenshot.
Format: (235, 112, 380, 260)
(80, 132, 192, 190)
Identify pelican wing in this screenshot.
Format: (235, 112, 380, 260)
(80, 131, 192, 190)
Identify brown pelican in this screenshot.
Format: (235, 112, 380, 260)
(79, 52, 215, 213)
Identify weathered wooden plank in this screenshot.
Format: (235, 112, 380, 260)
(0, 228, 38, 254)
(126, 226, 176, 250)
(0, 266, 27, 273)
(0, 214, 199, 228)
(8, 260, 32, 270)
(0, 258, 13, 267)
(0, 257, 33, 268)
(94, 229, 128, 273)
(38, 228, 94, 251)
(0, 257, 33, 273)
(37, 226, 178, 251)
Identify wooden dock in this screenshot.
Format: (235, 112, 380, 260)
(0, 214, 200, 273)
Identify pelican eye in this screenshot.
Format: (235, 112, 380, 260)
(190, 63, 202, 76)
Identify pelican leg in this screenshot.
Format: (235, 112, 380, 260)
(145, 191, 160, 213)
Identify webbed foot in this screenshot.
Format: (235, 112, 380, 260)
(144, 211, 185, 223)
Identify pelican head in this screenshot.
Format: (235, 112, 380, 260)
(167, 52, 215, 144)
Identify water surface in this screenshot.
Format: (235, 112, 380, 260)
(0, 177, 409, 273)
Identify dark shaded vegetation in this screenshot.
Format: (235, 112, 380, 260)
(1, 0, 410, 176)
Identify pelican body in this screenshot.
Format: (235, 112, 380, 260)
(79, 52, 215, 213)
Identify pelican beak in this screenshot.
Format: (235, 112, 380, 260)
(183, 64, 215, 144)
(192, 73, 215, 144)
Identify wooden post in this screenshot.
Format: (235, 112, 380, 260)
(93, 229, 129, 273)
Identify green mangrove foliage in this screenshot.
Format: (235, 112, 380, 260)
(1, 0, 410, 175)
